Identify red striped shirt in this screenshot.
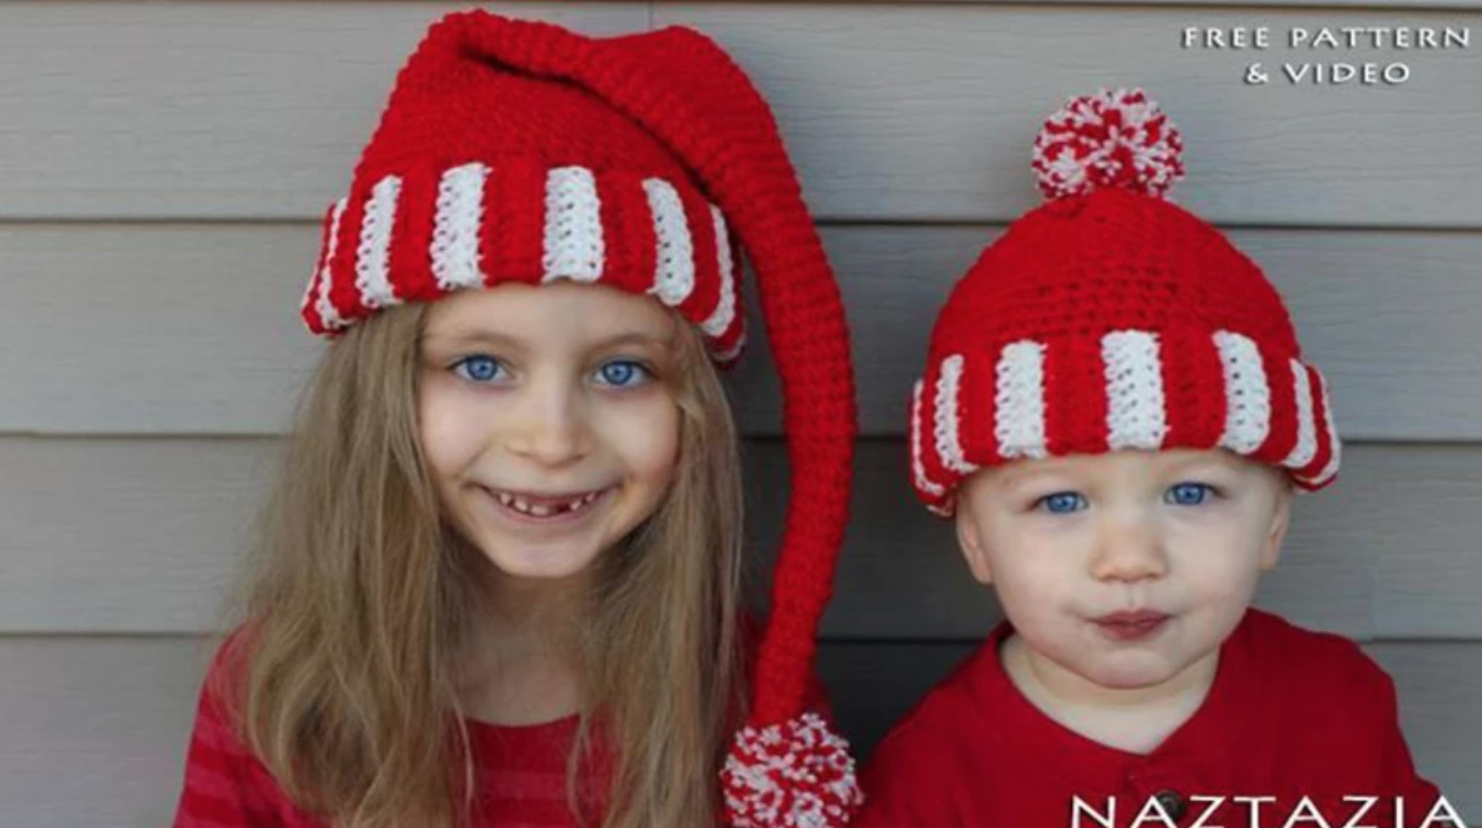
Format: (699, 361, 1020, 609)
(172, 650, 606, 828)
(173, 616, 823, 828)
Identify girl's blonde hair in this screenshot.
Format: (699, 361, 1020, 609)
(211, 296, 745, 828)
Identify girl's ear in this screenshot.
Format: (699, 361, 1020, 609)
(1260, 479, 1294, 571)
(954, 497, 995, 585)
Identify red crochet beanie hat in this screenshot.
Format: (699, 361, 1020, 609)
(910, 89, 1341, 517)
(299, 11, 860, 827)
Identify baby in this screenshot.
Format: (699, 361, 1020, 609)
(855, 89, 1451, 828)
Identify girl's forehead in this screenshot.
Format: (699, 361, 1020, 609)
(423, 282, 678, 345)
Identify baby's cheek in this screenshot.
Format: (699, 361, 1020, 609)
(993, 558, 1072, 613)
(1185, 558, 1263, 603)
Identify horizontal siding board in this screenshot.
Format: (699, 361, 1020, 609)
(0, 636, 211, 828)
(4, 437, 1481, 639)
(656, 4, 1482, 227)
(5, 224, 1482, 440)
(0, 1, 649, 221)
(0, 437, 270, 634)
(1, 4, 1478, 226)
(748, 225, 1482, 441)
(817, 640, 1482, 816)
(0, 225, 319, 436)
(1369, 444, 1482, 638)
(0, 635, 1475, 828)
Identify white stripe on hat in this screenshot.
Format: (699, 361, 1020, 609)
(934, 355, 979, 475)
(713, 329, 747, 364)
(1283, 360, 1318, 469)
(643, 178, 695, 307)
(1214, 331, 1272, 455)
(701, 204, 737, 338)
(355, 176, 403, 309)
(432, 162, 491, 291)
(995, 341, 1049, 460)
(1103, 330, 1169, 450)
(542, 166, 604, 283)
(911, 380, 947, 497)
(315, 198, 349, 330)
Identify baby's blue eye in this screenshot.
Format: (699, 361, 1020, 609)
(1037, 491, 1088, 515)
(1166, 482, 1214, 506)
(452, 355, 506, 383)
(594, 359, 652, 388)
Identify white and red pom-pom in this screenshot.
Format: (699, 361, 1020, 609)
(721, 712, 863, 828)
(1031, 88, 1184, 201)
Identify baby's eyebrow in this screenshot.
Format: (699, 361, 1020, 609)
(995, 464, 1077, 490)
(1161, 456, 1244, 477)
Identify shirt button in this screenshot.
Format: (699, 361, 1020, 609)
(1153, 789, 1186, 822)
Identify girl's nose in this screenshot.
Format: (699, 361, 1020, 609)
(1087, 514, 1169, 583)
(503, 379, 593, 466)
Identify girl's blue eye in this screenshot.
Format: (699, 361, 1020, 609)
(452, 355, 507, 383)
(1166, 482, 1214, 506)
(594, 359, 652, 388)
(1037, 491, 1088, 515)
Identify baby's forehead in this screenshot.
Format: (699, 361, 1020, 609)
(983, 448, 1257, 484)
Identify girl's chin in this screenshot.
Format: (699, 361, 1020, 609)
(456, 523, 611, 583)
(482, 549, 603, 583)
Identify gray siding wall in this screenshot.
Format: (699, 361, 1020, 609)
(2, 2, 1478, 824)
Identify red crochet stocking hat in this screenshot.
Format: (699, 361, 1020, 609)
(910, 89, 1341, 517)
(298, 11, 861, 827)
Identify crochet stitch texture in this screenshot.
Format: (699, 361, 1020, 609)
(910, 90, 1340, 517)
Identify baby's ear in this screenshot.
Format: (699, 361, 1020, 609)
(1260, 478, 1294, 571)
(954, 498, 995, 585)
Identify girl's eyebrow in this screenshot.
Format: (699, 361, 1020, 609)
(419, 329, 673, 351)
(419, 330, 525, 352)
(589, 331, 675, 351)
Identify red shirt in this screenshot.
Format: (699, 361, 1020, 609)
(171, 651, 606, 828)
(171, 616, 823, 828)
(855, 609, 1446, 828)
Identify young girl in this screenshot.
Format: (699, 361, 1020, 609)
(171, 10, 861, 828)
(857, 89, 1449, 827)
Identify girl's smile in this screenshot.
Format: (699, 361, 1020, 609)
(418, 281, 683, 583)
(478, 485, 612, 522)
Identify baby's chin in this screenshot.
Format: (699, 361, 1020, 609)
(1066, 650, 1201, 693)
(1080, 664, 1180, 692)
